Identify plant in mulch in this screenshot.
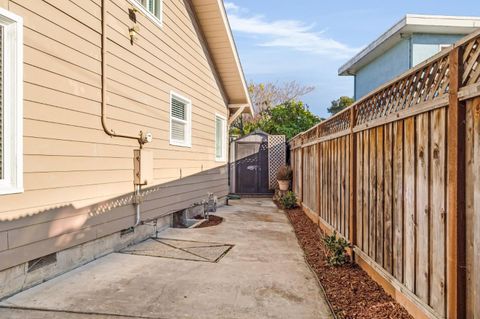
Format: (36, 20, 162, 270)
(323, 231, 350, 266)
(279, 191, 297, 209)
(281, 204, 413, 319)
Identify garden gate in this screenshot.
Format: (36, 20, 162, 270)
(230, 131, 286, 195)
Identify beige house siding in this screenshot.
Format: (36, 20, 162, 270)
(0, 0, 231, 272)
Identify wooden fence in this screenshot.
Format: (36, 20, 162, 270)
(289, 30, 480, 319)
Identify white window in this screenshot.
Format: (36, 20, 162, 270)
(130, 0, 163, 27)
(215, 114, 226, 162)
(170, 92, 191, 147)
(0, 8, 23, 195)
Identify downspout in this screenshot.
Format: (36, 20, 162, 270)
(101, 0, 148, 227)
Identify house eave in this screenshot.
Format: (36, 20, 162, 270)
(191, 0, 254, 115)
(338, 14, 480, 76)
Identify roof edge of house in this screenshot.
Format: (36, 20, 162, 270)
(338, 14, 480, 76)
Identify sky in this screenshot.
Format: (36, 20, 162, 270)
(225, 0, 480, 118)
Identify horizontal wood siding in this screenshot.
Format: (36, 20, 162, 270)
(0, 0, 230, 271)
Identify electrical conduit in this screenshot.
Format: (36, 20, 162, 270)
(101, 0, 146, 227)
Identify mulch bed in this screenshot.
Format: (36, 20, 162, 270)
(285, 206, 412, 319)
(194, 215, 223, 228)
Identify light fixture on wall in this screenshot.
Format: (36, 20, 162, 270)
(128, 7, 138, 23)
(129, 25, 139, 45)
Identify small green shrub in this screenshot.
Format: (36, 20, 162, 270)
(279, 191, 297, 209)
(323, 231, 350, 266)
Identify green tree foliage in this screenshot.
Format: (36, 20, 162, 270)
(262, 101, 320, 139)
(327, 96, 354, 115)
(231, 100, 320, 140)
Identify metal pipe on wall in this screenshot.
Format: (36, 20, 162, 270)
(101, 0, 151, 227)
(101, 0, 144, 145)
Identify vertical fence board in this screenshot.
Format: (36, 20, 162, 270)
(327, 142, 330, 223)
(404, 117, 416, 292)
(342, 137, 347, 236)
(336, 138, 340, 230)
(346, 134, 350, 239)
(393, 121, 404, 282)
(340, 137, 344, 234)
(356, 132, 364, 249)
(330, 140, 337, 228)
(322, 143, 326, 221)
(466, 101, 474, 319)
(336, 138, 341, 232)
(384, 123, 393, 274)
(316, 144, 319, 214)
(363, 131, 370, 252)
(474, 99, 480, 319)
(342, 137, 345, 234)
(328, 141, 332, 225)
(376, 126, 384, 265)
(447, 47, 467, 319)
(331, 141, 334, 225)
(326, 141, 329, 222)
(430, 108, 447, 316)
(416, 112, 430, 303)
(369, 128, 377, 259)
(316, 144, 319, 213)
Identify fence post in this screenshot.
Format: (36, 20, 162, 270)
(446, 46, 466, 319)
(349, 107, 357, 252)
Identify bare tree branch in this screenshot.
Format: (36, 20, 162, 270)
(248, 81, 315, 114)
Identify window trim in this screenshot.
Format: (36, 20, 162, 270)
(0, 8, 23, 196)
(169, 91, 192, 148)
(128, 0, 163, 29)
(214, 113, 227, 162)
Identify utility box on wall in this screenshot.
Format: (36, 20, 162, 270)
(134, 149, 154, 185)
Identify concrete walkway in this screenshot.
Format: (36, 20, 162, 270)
(0, 199, 333, 319)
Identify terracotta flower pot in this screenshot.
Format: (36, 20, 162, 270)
(278, 180, 290, 191)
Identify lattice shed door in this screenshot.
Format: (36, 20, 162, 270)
(268, 135, 286, 190)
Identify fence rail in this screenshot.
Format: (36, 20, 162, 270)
(289, 29, 480, 319)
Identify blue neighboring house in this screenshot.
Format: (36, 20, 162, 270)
(339, 14, 480, 100)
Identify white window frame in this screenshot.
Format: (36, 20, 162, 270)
(0, 8, 23, 196)
(214, 114, 227, 162)
(169, 91, 192, 148)
(128, 0, 163, 28)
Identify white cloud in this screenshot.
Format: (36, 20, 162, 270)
(224, 2, 240, 12)
(225, 3, 360, 59)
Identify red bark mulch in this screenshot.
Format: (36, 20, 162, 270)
(195, 215, 223, 228)
(285, 206, 413, 319)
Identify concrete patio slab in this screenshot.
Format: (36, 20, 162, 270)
(0, 199, 333, 319)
